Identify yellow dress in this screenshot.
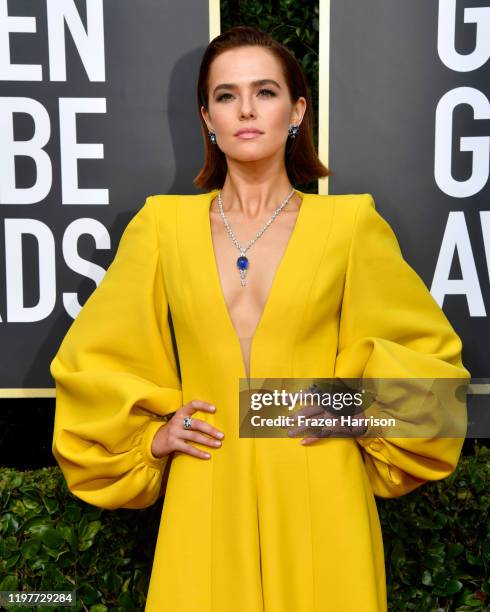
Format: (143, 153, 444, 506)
(50, 190, 470, 612)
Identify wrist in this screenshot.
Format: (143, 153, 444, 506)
(150, 422, 170, 460)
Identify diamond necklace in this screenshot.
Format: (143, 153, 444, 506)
(217, 188, 296, 287)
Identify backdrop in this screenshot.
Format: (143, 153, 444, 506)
(0, 1, 488, 427)
(320, 0, 489, 433)
(0, 0, 218, 392)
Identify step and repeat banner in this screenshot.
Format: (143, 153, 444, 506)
(1, 0, 488, 407)
(0, 0, 218, 393)
(323, 0, 489, 393)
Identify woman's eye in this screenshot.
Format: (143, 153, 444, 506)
(258, 88, 276, 97)
(216, 89, 276, 102)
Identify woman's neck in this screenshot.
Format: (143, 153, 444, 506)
(216, 174, 298, 219)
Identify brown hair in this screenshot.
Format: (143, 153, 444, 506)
(193, 25, 331, 190)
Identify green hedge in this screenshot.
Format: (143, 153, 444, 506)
(0, 442, 488, 611)
(0, 466, 162, 612)
(379, 442, 489, 611)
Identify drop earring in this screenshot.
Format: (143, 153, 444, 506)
(288, 124, 300, 139)
(208, 130, 217, 144)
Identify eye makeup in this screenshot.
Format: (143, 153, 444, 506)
(216, 88, 277, 102)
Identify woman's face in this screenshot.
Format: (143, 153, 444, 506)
(201, 46, 306, 164)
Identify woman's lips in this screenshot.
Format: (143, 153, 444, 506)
(235, 131, 264, 139)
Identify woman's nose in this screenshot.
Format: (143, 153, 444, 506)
(239, 98, 256, 119)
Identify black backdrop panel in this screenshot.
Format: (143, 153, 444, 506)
(0, 0, 210, 389)
(328, 0, 490, 379)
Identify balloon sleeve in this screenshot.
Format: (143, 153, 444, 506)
(334, 195, 470, 498)
(50, 196, 183, 510)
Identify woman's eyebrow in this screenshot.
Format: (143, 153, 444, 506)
(213, 79, 281, 95)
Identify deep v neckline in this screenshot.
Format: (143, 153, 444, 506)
(203, 188, 309, 380)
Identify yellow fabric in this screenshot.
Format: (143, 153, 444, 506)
(50, 190, 470, 612)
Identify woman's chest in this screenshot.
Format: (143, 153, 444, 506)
(208, 209, 302, 339)
(158, 194, 353, 360)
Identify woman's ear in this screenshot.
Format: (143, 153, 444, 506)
(201, 105, 213, 132)
(291, 96, 307, 126)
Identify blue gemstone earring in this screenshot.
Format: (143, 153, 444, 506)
(208, 130, 217, 144)
(288, 124, 300, 139)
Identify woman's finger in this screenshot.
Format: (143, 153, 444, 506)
(185, 416, 225, 441)
(300, 437, 320, 445)
(179, 429, 222, 449)
(173, 438, 212, 460)
(185, 399, 216, 414)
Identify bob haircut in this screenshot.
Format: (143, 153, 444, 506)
(194, 25, 331, 190)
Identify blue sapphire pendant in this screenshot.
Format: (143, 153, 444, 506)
(236, 255, 249, 287)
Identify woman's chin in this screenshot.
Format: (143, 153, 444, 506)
(226, 148, 278, 164)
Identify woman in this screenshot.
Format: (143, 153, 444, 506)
(50, 26, 470, 612)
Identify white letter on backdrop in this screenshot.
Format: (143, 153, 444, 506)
(62, 218, 110, 319)
(434, 87, 490, 198)
(0, 0, 42, 80)
(0, 98, 52, 204)
(480, 211, 490, 286)
(47, 0, 105, 81)
(431, 211, 485, 316)
(4, 219, 56, 322)
(59, 97, 108, 204)
(438, 0, 490, 72)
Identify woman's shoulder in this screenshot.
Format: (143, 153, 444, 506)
(129, 193, 209, 256)
(144, 191, 213, 229)
(307, 192, 377, 228)
(310, 191, 375, 208)
(148, 191, 216, 204)
(147, 191, 216, 214)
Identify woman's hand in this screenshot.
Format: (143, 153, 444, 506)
(151, 400, 225, 460)
(291, 403, 368, 445)
(284, 383, 368, 445)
